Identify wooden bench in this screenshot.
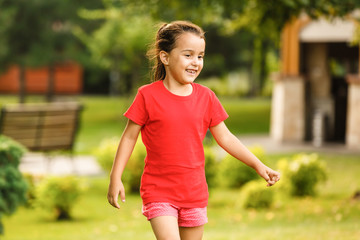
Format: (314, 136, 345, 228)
(0, 102, 83, 153)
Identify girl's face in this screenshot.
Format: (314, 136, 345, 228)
(161, 32, 205, 85)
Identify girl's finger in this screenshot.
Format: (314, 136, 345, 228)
(113, 195, 121, 209)
(120, 189, 126, 203)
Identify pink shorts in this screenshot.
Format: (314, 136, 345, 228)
(142, 202, 208, 227)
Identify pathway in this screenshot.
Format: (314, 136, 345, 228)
(19, 135, 359, 176)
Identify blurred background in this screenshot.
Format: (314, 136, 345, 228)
(0, 0, 360, 239)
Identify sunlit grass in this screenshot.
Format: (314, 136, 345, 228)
(222, 97, 270, 135)
(2, 153, 360, 240)
(1, 95, 358, 239)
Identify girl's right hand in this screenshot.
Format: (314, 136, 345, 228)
(107, 179, 126, 209)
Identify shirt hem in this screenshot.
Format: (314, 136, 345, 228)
(124, 112, 145, 126)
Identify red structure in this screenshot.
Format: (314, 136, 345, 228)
(0, 62, 83, 94)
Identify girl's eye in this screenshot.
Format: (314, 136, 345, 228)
(185, 54, 191, 58)
(198, 55, 204, 59)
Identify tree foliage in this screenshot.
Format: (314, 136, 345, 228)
(1, 0, 359, 96)
(74, 0, 156, 94)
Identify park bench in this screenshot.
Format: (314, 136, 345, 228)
(0, 102, 83, 155)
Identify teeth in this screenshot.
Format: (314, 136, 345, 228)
(187, 70, 196, 74)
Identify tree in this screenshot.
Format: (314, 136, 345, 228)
(75, 0, 360, 95)
(0, 0, 94, 102)
(74, 0, 156, 95)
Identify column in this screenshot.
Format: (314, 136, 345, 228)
(346, 75, 360, 149)
(271, 75, 305, 142)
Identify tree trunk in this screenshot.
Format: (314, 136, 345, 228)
(19, 64, 26, 104)
(258, 40, 269, 93)
(46, 64, 55, 102)
(249, 38, 262, 97)
(109, 69, 120, 96)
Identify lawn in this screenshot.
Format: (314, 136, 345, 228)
(2, 153, 360, 240)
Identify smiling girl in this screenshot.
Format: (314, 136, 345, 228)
(107, 20, 280, 240)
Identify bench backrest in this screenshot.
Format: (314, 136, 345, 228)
(0, 103, 83, 151)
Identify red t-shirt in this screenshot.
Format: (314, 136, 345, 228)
(124, 80, 228, 208)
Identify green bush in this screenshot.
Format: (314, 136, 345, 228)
(94, 137, 119, 173)
(241, 180, 274, 209)
(204, 145, 218, 189)
(0, 135, 28, 234)
(22, 173, 42, 207)
(198, 71, 250, 97)
(125, 139, 146, 193)
(35, 176, 86, 220)
(278, 153, 327, 197)
(217, 145, 266, 188)
(94, 137, 145, 193)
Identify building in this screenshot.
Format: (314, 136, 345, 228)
(0, 62, 83, 94)
(271, 13, 360, 149)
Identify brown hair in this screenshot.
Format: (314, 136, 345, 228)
(147, 20, 205, 82)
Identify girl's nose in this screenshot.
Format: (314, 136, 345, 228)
(192, 57, 200, 66)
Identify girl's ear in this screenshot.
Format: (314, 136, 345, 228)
(159, 51, 169, 66)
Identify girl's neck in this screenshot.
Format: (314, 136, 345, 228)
(162, 79, 193, 96)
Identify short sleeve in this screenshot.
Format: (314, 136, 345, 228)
(124, 90, 148, 126)
(209, 92, 229, 127)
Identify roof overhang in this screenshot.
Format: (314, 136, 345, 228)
(299, 18, 356, 42)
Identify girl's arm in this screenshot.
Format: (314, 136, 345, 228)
(107, 119, 142, 208)
(210, 121, 280, 186)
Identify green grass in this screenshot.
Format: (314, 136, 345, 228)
(2, 153, 360, 240)
(75, 96, 132, 154)
(2, 95, 359, 239)
(222, 97, 270, 135)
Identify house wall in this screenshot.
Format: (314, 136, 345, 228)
(0, 63, 83, 94)
(272, 16, 360, 149)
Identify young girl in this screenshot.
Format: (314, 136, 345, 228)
(107, 20, 280, 240)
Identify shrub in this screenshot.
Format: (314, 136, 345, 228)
(22, 173, 43, 207)
(198, 72, 250, 97)
(0, 135, 28, 234)
(125, 139, 146, 192)
(278, 153, 327, 197)
(241, 180, 274, 209)
(94, 137, 119, 173)
(217, 145, 266, 188)
(35, 176, 86, 220)
(204, 145, 218, 189)
(94, 137, 146, 193)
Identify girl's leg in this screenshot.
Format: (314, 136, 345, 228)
(179, 225, 204, 240)
(150, 216, 181, 240)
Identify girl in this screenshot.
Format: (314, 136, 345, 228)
(107, 20, 280, 240)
